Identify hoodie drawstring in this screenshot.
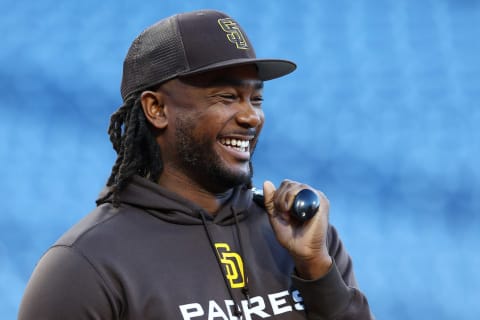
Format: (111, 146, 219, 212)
(200, 210, 244, 318)
(232, 208, 252, 308)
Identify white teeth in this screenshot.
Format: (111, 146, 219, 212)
(220, 138, 250, 151)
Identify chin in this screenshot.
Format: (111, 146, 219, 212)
(206, 167, 252, 192)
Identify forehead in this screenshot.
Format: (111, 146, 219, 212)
(178, 64, 264, 89)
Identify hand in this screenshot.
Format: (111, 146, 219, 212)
(263, 179, 332, 279)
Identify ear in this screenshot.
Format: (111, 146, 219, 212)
(140, 90, 168, 129)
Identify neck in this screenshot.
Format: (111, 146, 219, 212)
(157, 168, 234, 214)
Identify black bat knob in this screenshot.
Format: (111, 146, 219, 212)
(252, 188, 320, 222)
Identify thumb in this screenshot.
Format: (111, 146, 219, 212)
(262, 180, 276, 215)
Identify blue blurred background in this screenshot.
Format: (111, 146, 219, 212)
(1, 0, 479, 319)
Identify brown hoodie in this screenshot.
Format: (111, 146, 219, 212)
(18, 176, 373, 319)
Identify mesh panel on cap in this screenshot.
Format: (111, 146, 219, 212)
(120, 16, 187, 100)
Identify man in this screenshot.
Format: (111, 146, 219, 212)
(19, 10, 373, 319)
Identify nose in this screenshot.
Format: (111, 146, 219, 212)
(236, 101, 263, 128)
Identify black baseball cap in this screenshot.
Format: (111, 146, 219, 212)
(120, 9, 297, 100)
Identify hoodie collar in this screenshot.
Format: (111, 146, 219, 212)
(97, 175, 253, 225)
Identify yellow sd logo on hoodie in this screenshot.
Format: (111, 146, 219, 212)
(214, 243, 245, 288)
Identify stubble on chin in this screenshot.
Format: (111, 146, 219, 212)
(174, 117, 253, 192)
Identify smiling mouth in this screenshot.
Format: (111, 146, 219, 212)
(219, 137, 251, 153)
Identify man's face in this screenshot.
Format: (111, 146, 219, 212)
(158, 65, 265, 193)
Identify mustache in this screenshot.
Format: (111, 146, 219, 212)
(225, 128, 258, 137)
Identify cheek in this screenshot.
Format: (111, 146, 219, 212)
(257, 112, 265, 130)
(201, 107, 235, 130)
(190, 112, 225, 141)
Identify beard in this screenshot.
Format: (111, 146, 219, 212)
(173, 116, 253, 193)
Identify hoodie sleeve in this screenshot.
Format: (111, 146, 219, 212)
(291, 225, 374, 320)
(18, 245, 119, 320)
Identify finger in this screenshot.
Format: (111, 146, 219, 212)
(316, 189, 330, 216)
(264, 181, 293, 231)
(277, 180, 311, 213)
(262, 180, 276, 215)
(275, 179, 297, 212)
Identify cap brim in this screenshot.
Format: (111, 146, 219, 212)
(179, 58, 297, 81)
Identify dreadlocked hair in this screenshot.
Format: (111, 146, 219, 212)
(96, 92, 163, 207)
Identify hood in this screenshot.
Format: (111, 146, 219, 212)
(97, 175, 258, 317)
(97, 175, 254, 226)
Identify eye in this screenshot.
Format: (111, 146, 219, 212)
(213, 92, 239, 104)
(219, 93, 237, 100)
(251, 95, 264, 107)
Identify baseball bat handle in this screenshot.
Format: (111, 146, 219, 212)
(252, 188, 320, 222)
